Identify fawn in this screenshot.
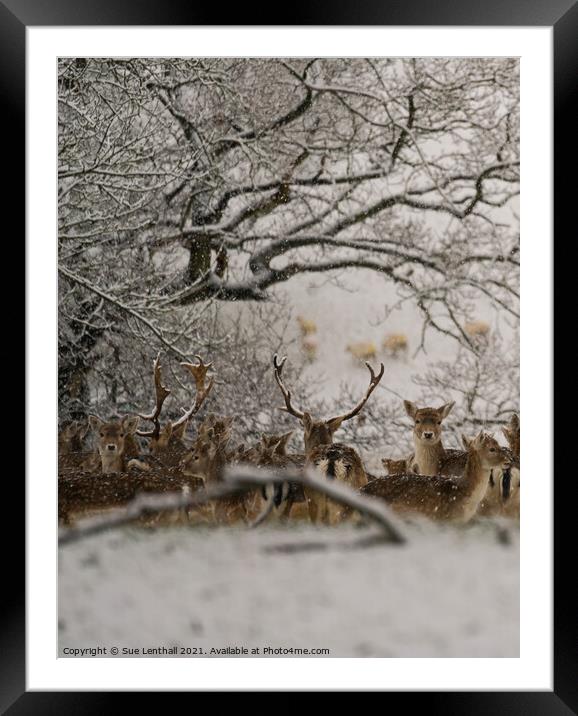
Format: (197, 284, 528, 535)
(273, 354, 384, 524)
(403, 400, 456, 475)
(362, 432, 512, 523)
(87, 414, 141, 474)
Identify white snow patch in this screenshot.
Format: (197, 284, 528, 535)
(59, 520, 519, 657)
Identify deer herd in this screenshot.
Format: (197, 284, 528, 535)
(59, 349, 520, 528)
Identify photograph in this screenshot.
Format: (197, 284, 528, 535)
(56, 55, 522, 659)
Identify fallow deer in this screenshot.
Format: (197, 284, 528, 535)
(273, 354, 384, 524)
(362, 432, 512, 523)
(382, 457, 408, 476)
(182, 417, 260, 524)
(58, 420, 89, 454)
(296, 315, 317, 337)
(301, 335, 318, 363)
(253, 430, 310, 521)
(346, 341, 378, 362)
(382, 333, 409, 360)
(464, 320, 490, 339)
(296, 316, 318, 362)
(474, 427, 520, 519)
(87, 414, 142, 474)
(58, 420, 93, 471)
(403, 400, 456, 475)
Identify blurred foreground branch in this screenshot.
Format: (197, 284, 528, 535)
(58, 465, 406, 546)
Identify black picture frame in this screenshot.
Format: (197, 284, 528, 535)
(7, 0, 574, 710)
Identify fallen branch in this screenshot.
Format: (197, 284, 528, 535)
(58, 465, 407, 546)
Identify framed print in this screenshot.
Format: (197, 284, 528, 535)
(6, 0, 574, 709)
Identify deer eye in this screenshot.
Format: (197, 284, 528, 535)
(489, 447, 496, 452)
(437, 421, 441, 425)
(120, 433, 124, 438)
(415, 419, 420, 424)
(100, 432, 104, 437)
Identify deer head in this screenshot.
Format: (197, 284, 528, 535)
(461, 432, 512, 472)
(88, 414, 140, 473)
(58, 420, 89, 454)
(273, 354, 384, 455)
(403, 400, 455, 446)
(382, 457, 407, 476)
(260, 430, 294, 456)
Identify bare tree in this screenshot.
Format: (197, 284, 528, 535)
(58, 57, 519, 422)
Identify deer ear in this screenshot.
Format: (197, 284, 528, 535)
(162, 423, 174, 438)
(404, 400, 417, 419)
(326, 416, 344, 433)
(510, 414, 520, 430)
(122, 415, 140, 434)
(302, 412, 313, 431)
(438, 401, 455, 419)
(461, 434, 472, 449)
(88, 415, 103, 432)
(474, 431, 486, 447)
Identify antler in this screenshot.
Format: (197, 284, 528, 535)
(327, 361, 385, 424)
(172, 355, 215, 430)
(273, 354, 305, 420)
(137, 352, 171, 439)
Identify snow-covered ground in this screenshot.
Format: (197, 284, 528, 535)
(58, 520, 519, 658)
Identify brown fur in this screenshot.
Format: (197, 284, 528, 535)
(58, 421, 95, 471)
(403, 400, 455, 475)
(361, 433, 511, 523)
(148, 420, 189, 467)
(382, 457, 408, 476)
(88, 414, 141, 474)
(475, 415, 520, 519)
